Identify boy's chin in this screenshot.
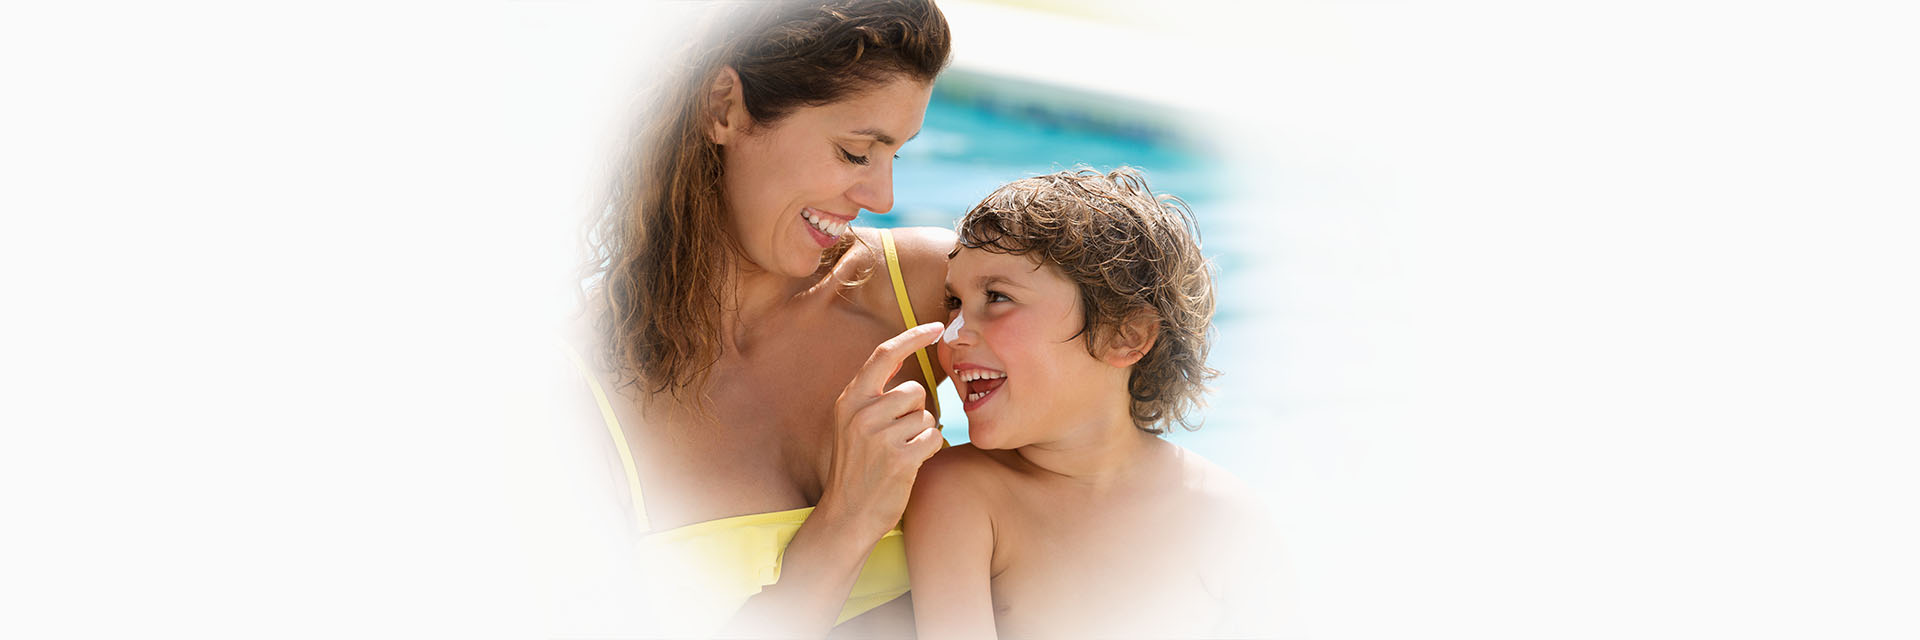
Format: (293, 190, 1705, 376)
(963, 425, 1021, 450)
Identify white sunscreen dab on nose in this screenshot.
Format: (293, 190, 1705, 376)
(942, 312, 965, 344)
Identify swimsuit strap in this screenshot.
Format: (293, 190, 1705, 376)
(879, 228, 941, 414)
(562, 344, 650, 533)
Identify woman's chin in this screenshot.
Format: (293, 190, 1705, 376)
(785, 231, 842, 276)
(755, 243, 827, 280)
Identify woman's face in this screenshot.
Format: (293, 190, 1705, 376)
(717, 76, 935, 278)
(937, 247, 1115, 450)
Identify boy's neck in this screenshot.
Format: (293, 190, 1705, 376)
(1014, 400, 1162, 491)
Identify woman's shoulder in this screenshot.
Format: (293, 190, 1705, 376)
(848, 225, 955, 286)
(840, 225, 957, 325)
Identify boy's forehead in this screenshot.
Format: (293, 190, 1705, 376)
(949, 246, 1038, 273)
(947, 247, 1059, 285)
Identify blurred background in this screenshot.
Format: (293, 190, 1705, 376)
(5, 0, 1918, 638)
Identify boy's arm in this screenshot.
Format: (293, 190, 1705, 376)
(905, 449, 998, 640)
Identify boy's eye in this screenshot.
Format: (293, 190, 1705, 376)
(942, 295, 961, 310)
(985, 290, 1011, 303)
(838, 147, 871, 166)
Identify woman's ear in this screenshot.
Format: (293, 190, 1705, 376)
(1100, 309, 1160, 368)
(705, 66, 747, 145)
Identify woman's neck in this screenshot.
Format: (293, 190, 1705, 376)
(719, 259, 814, 356)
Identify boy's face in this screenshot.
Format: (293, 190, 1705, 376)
(939, 247, 1118, 449)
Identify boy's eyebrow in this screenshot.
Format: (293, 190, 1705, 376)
(847, 127, 921, 146)
(974, 275, 1027, 290)
(945, 275, 1026, 293)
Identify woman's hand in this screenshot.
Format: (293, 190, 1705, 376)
(725, 322, 947, 638)
(818, 321, 948, 541)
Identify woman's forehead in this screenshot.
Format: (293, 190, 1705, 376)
(813, 77, 932, 135)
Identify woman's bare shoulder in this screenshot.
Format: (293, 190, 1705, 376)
(836, 226, 957, 367)
(880, 225, 960, 269)
(870, 225, 958, 316)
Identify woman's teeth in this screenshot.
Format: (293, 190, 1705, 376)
(802, 209, 849, 237)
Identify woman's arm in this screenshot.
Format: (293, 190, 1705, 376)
(723, 324, 949, 639)
(905, 448, 999, 639)
(719, 508, 878, 638)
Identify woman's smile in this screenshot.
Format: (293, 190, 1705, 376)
(800, 207, 853, 247)
(716, 76, 933, 278)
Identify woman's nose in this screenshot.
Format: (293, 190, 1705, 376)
(846, 162, 895, 214)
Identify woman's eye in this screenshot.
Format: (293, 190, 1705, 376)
(839, 148, 871, 166)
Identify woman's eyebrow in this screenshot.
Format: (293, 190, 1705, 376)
(847, 127, 921, 146)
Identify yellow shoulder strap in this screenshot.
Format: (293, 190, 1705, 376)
(561, 344, 650, 533)
(879, 229, 941, 414)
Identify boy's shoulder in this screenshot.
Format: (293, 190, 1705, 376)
(921, 442, 1019, 485)
(907, 443, 1021, 534)
(1163, 443, 1268, 524)
(914, 443, 1035, 505)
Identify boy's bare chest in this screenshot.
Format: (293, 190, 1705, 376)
(987, 490, 1229, 637)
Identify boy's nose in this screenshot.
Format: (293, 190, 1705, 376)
(942, 310, 982, 348)
(941, 312, 966, 344)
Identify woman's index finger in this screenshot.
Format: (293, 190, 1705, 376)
(851, 322, 944, 398)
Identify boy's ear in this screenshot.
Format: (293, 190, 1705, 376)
(1099, 309, 1160, 368)
(705, 66, 747, 146)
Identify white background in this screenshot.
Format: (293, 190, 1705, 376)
(3, 1, 1916, 637)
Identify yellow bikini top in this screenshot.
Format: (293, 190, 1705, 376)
(566, 229, 939, 626)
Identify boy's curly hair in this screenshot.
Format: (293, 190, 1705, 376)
(953, 167, 1218, 434)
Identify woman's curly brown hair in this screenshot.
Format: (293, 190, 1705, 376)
(584, 0, 950, 399)
(953, 167, 1219, 434)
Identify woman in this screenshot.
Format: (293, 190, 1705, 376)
(568, 0, 956, 636)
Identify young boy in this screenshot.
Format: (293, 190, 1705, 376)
(906, 168, 1280, 639)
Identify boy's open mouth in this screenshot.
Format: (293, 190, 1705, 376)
(957, 367, 1007, 409)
